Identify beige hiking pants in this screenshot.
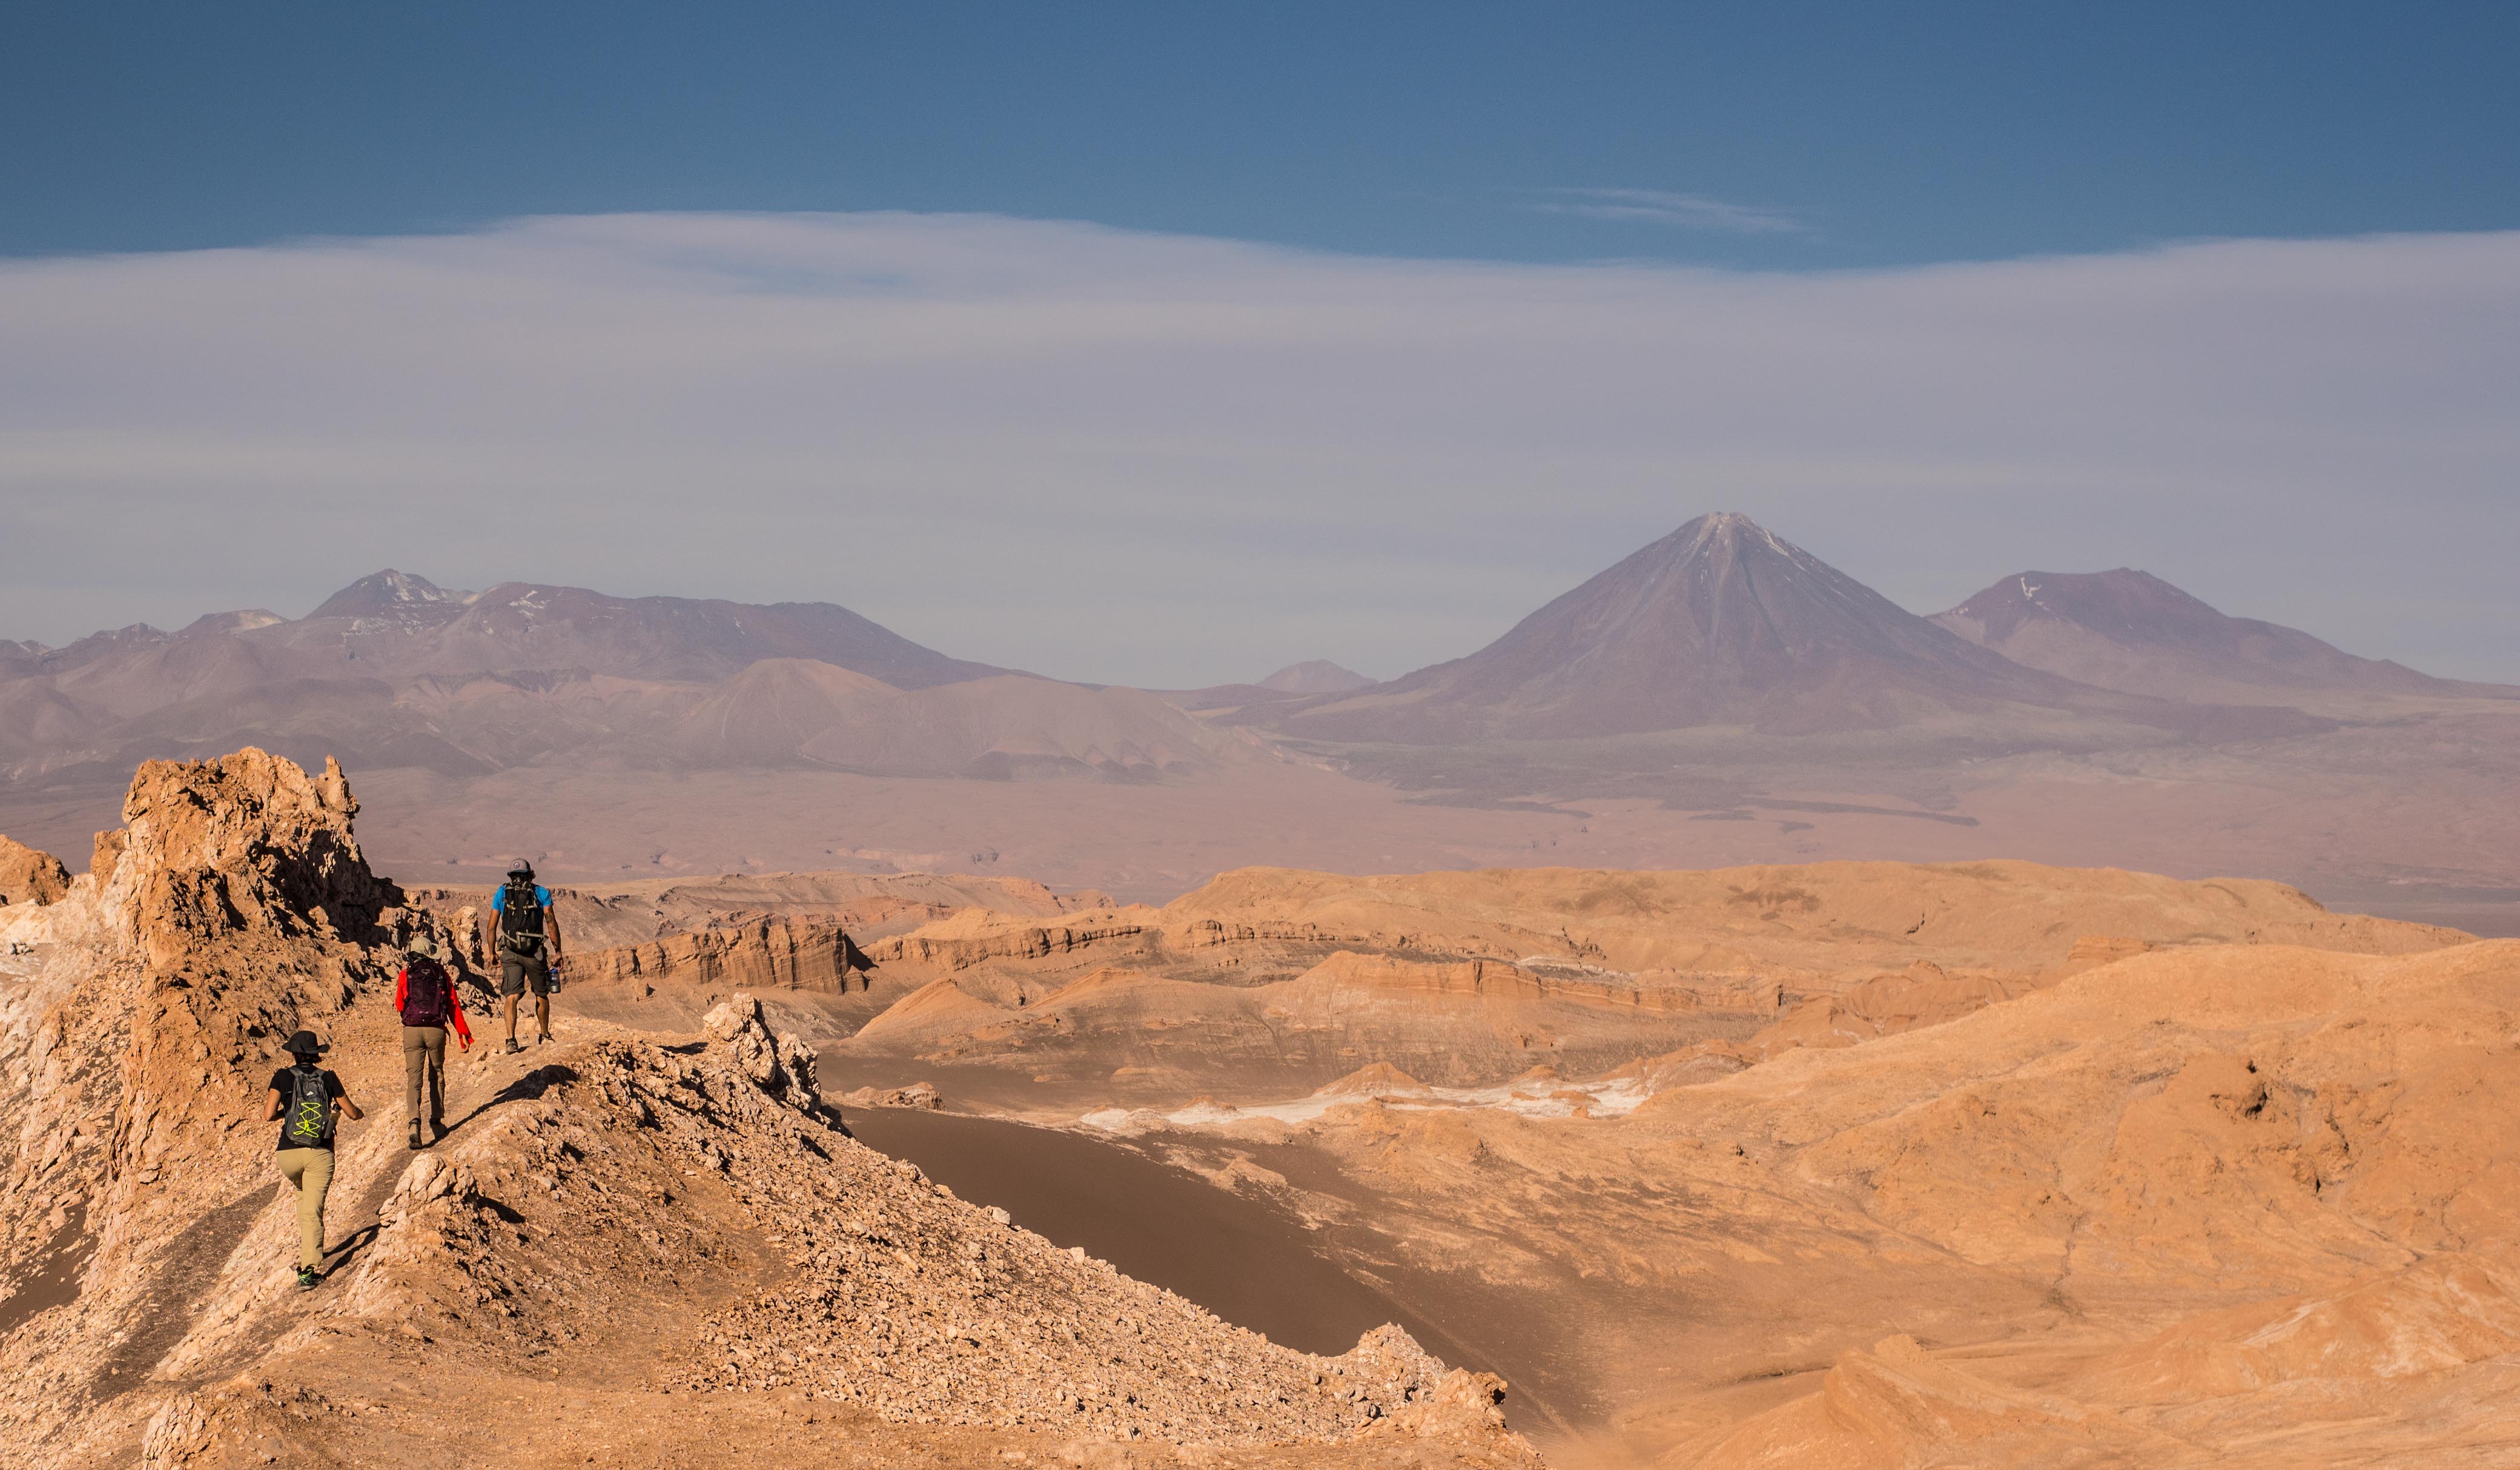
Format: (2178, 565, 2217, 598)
(402, 1025, 448, 1125)
(274, 1147, 334, 1270)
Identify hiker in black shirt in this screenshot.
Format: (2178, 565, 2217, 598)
(264, 1030, 364, 1290)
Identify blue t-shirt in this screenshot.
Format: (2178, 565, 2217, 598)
(490, 884, 551, 912)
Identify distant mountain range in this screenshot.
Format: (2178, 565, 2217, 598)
(1230, 513, 2513, 752)
(0, 572, 1226, 787)
(1250, 512, 2099, 741)
(2, 522, 2505, 807)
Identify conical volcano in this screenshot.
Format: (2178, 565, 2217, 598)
(1268, 512, 2075, 741)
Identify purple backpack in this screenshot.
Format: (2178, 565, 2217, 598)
(400, 955, 452, 1027)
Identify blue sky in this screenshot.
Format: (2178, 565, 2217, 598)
(7, 2, 2515, 267)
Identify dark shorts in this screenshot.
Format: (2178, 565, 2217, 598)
(500, 953, 551, 997)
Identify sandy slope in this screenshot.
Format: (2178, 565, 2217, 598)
(1103, 938, 2520, 1467)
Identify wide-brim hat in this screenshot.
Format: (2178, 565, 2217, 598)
(282, 1030, 326, 1058)
(406, 934, 444, 961)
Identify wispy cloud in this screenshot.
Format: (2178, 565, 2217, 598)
(1529, 187, 1812, 235)
(0, 214, 2515, 683)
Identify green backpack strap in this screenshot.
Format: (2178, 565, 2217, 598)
(285, 1066, 331, 1147)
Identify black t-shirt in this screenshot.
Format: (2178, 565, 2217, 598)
(268, 1066, 344, 1151)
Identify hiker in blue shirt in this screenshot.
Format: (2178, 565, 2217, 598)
(482, 860, 566, 1053)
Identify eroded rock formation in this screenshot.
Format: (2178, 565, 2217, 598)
(0, 750, 1535, 1469)
(0, 834, 70, 909)
(0, 749, 475, 1464)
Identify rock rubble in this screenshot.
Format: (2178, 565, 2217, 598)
(354, 990, 1501, 1446)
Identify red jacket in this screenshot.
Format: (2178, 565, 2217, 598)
(394, 966, 474, 1045)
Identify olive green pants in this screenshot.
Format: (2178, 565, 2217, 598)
(274, 1147, 334, 1270)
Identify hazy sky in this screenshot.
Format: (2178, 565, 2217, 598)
(2, 5, 2514, 684)
(4, 216, 2513, 684)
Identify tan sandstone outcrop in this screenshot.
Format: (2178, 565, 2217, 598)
(569, 916, 866, 996)
(1164, 861, 2461, 976)
(0, 834, 70, 908)
(827, 860, 2461, 1100)
(0, 749, 472, 1465)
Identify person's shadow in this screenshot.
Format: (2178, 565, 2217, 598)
(441, 1062, 580, 1133)
(320, 1064, 578, 1280)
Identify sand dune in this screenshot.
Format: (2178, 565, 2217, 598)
(1095, 935, 2520, 1466)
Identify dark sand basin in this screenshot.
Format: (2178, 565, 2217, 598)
(841, 1108, 1422, 1356)
(841, 1108, 1591, 1447)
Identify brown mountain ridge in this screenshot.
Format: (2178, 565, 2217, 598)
(1933, 566, 2517, 705)
(0, 572, 1231, 789)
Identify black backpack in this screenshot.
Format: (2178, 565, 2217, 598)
(400, 955, 452, 1027)
(499, 879, 546, 958)
(281, 1065, 334, 1148)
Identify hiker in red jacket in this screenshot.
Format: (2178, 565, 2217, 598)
(395, 939, 473, 1150)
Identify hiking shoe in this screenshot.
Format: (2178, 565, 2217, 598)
(408, 1124, 424, 1151)
(296, 1267, 320, 1291)
(535, 1032, 552, 1046)
(430, 1117, 448, 1142)
(504, 1038, 522, 1054)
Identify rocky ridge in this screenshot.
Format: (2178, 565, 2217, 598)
(0, 750, 474, 1464)
(1121, 933, 2520, 1468)
(326, 995, 1505, 1446)
(0, 750, 1533, 1468)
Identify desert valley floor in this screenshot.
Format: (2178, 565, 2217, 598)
(5, 749, 2519, 1468)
